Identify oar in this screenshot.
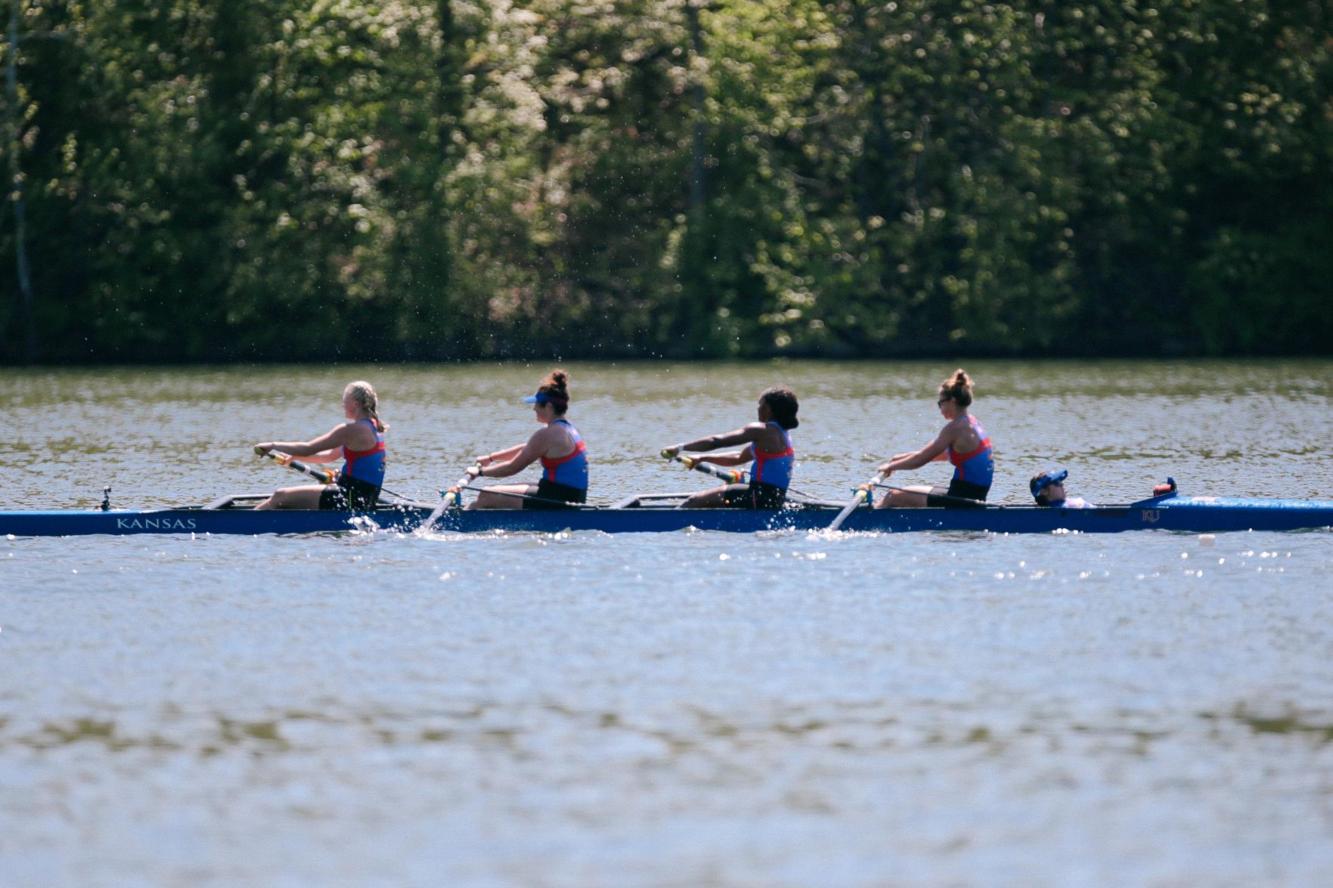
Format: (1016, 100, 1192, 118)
(256, 447, 414, 503)
(414, 468, 478, 535)
(661, 450, 829, 504)
(828, 470, 885, 531)
(661, 450, 745, 485)
(256, 447, 336, 484)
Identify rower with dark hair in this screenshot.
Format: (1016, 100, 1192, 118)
(470, 369, 589, 509)
(874, 368, 994, 508)
(662, 386, 800, 509)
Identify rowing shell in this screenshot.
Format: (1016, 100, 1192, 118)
(2, 492, 1332, 537)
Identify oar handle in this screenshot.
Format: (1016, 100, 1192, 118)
(662, 450, 745, 484)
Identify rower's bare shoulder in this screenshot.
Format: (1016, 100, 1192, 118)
(537, 423, 575, 458)
(736, 421, 773, 445)
(341, 420, 377, 448)
(938, 416, 965, 438)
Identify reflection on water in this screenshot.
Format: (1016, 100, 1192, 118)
(17, 701, 1332, 759)
(2, 361, 1332, 886)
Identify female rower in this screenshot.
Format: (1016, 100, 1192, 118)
(469, 369, 589, 509)
(875, 369, 993, 508)
(253, 380, 388, 510)
(661, 386, 799, 508)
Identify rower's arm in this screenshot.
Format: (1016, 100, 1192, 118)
(878, 432, 950, 474)
(891, 449, 944, 463)
(477, 428, 551, 478)
(478, 443, 524, 466)
(694, 450, 751, 467)
(666, 423, 764, 456)
(255, 425, 351, 461)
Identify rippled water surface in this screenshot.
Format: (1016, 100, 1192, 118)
(2, 360, 1332, 886)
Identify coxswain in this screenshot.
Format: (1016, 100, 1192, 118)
(1030, 468, 1095, 508)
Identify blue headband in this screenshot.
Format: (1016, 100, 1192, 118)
(523, 391, 566, 406)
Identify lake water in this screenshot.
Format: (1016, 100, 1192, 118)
(2, 360, 1331, 886)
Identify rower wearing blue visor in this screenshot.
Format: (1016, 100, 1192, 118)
(1030, 468, 1094, 508)
(469, 369, 589, 509)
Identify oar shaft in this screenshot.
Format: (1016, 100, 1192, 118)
(662, 450, 745, 484)
(661, 450, 829, 503)
(257, 448, 415, 502)
(413, 470, 477, 536)
(828, 471, 884, 531)
(257, 448, 336, 484)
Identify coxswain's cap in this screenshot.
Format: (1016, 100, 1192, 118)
(1030, 468, 1068, 501)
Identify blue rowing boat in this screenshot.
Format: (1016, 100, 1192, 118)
(3, 488, 1331, 537)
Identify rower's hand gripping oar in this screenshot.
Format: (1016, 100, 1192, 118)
(447, 466, 483, 509)
(828, 470, 885, 531)
(255, 446, 337, 484)
(661, 449, 745, 485)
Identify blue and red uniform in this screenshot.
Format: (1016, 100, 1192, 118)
(931, 414, 992, 505)
(531, 419, 588, 507)
(749, 422, 794, 489)
(340, 418, 386, 487)
(723, 422, 794, 509)
(321, 418, 386, 510)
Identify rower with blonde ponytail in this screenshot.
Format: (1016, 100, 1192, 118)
(253, 380, 389, 510)
(344, 380, 389, 433)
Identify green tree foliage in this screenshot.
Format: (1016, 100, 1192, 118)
(2, 0, 1329, 362)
